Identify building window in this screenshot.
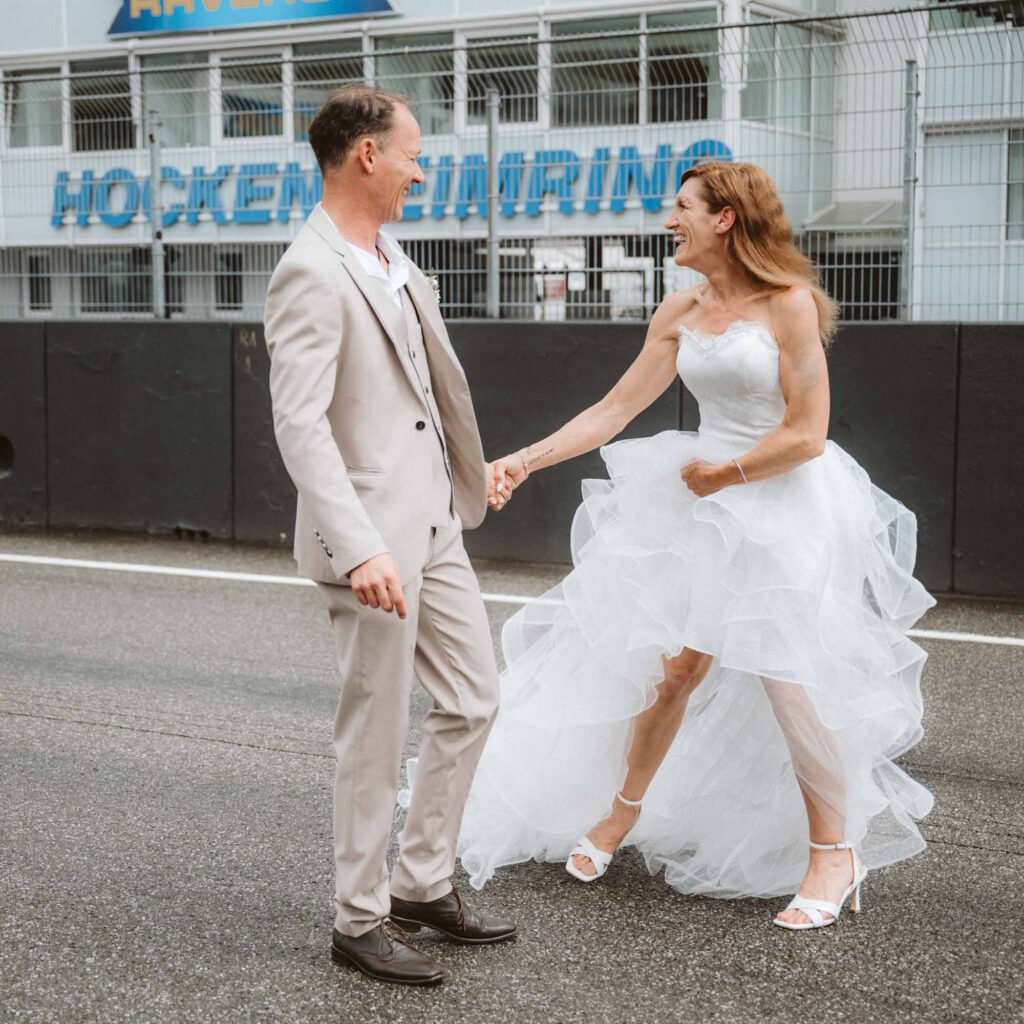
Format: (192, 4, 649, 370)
(79, 248, 151, 314)
(742, 19, 774, 122)
(71, 58, 134, 152)
(1009, 129, 1023, 242)
(552, 18, 639, 127)
(929, 1, 1024, 31)
(5, 68, 62, 148)
(215, 249, 243, 311)
(648, 10, 721, 124)
(806, 241, 901, 321)
(293, 40, 364, 142)
(742, 20, 812, 133)
(221, 55, 283, 139)
(163, 246, 186, 316)
(467, 36, 539, 125)
(375, 33, 454, 136)
(140, 52, 210, 148)
(27, 253, 52, 311)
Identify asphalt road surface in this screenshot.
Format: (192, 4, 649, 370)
(2, 530, 1022, 1024)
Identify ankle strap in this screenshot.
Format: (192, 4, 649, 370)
(809, 840, 853, 850)
(615, 791, 643, 807)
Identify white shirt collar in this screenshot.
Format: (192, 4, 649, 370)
(328, 215, 409, 308)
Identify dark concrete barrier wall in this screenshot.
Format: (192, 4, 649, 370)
(955, 324, 1024, 597)
(0, 322, 47, 527)
(824, 323, 959, 593)
(1, 319, 1020, 597)
(450, 321, 679, 563)
(233, 324, 296, 543)
(45, 321, 233, 537)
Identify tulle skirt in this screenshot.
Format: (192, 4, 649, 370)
(454, 429, 936, 899)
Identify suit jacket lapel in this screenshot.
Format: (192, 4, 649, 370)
(403, 269, 467, 386)
(307, 207, 427, 409)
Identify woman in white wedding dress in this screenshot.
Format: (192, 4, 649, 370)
(458, 161, 934, 930)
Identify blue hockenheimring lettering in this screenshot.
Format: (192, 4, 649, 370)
(50, 141, 732, 229)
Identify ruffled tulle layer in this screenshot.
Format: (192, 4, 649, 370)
(455, 429, 936, 899)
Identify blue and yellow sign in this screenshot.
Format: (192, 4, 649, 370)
(108, 0, 394, 37)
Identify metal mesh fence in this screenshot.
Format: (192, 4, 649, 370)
(0, 2, 1021, 322)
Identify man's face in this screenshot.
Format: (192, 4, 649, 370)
(374, 105, 425, 223)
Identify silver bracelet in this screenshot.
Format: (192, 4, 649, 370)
(733, 458, 748, 483)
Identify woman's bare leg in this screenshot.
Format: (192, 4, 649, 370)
(572, 648, 714, 876)
(761, 676, 858, 925)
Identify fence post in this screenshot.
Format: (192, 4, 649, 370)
(900, 60, 918, 321)
(486, 88, 500, 319)
(147, 109, 166, 319)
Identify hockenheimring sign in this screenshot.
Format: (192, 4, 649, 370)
(49, 141, 732, 229)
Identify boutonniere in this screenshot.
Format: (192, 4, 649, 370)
(425, 269, 441, 305)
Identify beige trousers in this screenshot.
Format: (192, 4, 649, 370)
(315, 520, 499, 937)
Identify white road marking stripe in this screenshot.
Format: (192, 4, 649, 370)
(0, 552, 1020, 646)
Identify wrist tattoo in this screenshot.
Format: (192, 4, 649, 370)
(523, 446, 553, 471)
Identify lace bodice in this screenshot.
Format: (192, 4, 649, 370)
(676, 319, 786, 449)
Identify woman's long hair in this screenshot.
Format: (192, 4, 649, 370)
(680, 161, 839, 345)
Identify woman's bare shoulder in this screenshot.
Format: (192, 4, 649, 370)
(768, 284, 818, 324)
(768, 285, 819, 347)
(650, 285, 703, 338)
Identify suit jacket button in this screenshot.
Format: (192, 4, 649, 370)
(416, 420, 426, 430)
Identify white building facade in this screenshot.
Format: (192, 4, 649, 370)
(0, 0, 1020, 321)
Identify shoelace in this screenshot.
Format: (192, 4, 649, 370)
(450, 885, 466, 928)
(378, 918, 417, 960)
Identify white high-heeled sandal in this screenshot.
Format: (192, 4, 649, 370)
(565, 791, 642, 883)
(773, 840, 868, 931)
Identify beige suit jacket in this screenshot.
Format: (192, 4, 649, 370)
(263, 205, 488, 586)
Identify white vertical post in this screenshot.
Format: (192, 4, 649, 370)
(900, 59, 918, 321)
(147, 109, 165, 319)
(486, 88, 500, 319)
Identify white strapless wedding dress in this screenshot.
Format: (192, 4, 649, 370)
(452, 318, 935, 900)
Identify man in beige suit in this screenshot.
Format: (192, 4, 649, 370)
(263, 86, 515, 987)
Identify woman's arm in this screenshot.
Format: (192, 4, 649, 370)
(491, 291, 695, 494)
(680, 286, 830, 497)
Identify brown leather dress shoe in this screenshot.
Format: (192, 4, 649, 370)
(389, 884, 516, 944)
(330, 920, 444, 986)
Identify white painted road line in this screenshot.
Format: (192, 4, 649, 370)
(0, 552, 565, 607)
(1, 552, 1021, 645)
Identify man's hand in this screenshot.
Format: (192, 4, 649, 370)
(348, 553, 408, 618)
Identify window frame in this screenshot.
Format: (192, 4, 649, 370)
(215, 48, 288, 144)
(458, 27, 542, 133)
(1, 64, 68, 154)
(68, 56, 136, 155)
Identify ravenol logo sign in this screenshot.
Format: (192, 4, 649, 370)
(50, 141, 732, 229)
(109, 0, 393, 37)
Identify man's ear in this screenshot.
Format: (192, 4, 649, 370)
(354, 136, 376, 175)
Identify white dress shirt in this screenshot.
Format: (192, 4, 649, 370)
(343, 227, 410, 310)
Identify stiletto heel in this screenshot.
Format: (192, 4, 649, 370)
(849, 882, 863, 914)
(773, 840, 868, 931)
(565, 791, 642, 883)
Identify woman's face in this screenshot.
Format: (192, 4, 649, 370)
(664, 176, 728, 271)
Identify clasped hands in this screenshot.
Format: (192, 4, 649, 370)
(486, 451, 529, 512)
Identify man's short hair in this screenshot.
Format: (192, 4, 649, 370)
(307, 85, 409, 174)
